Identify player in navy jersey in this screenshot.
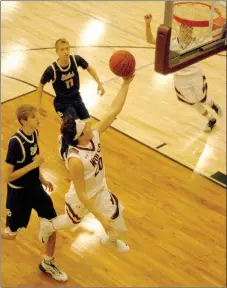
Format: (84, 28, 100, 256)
(1, 104, 68, 282)
(37, 38, 105, 158)
(37, 38, 105, 119)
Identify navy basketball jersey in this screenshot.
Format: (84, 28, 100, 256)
(6, 129, 40, 188)
(51, 55, 81, 103)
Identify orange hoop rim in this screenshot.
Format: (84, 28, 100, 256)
(173, 2, 224, 28)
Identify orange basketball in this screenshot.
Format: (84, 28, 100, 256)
(109, 50, 136, 77)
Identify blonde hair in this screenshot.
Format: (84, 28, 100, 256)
(16, 104, 37, 125)
(55, 38, 69, 51)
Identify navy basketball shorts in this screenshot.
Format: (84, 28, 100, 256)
(54, 99, 90, 120)
(6, 183, 57, 233)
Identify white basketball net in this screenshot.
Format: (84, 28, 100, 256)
(172, 2, 224, 52)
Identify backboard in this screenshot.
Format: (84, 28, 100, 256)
(155, 1, 227, 75)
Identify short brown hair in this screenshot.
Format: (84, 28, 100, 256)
(55, 38, 69, 50)
(16, 104, 37, 125)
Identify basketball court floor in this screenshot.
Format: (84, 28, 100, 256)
(1, 1, 226, 286)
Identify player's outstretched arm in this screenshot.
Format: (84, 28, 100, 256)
(37, 66, 54, 117)
(94, 74, 134, 135)
(86, 65, 105, 96)
(37, 83, 48, 117)
(144, 14, 156, 45)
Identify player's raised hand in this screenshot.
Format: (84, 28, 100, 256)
(97, 83, 105, 96)
(122, 73, 135, 85)
(37, 105, 48, 117)
(144, 14, 152, 24)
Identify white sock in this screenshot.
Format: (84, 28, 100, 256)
(193, 102, 214, 120)
(51, 214, 75, 231)
(193, 102, 206, 114)
(204, 110, 214, 120)
(111, 213, 126, 234)
(206, 99, 214, 107)
(44, 255, 54, 262)
(108, 234, 118, 244)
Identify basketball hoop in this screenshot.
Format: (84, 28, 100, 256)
(173, 1, 226, 46)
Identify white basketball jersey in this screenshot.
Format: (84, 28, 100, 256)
(65, 129, 107, 198)
(170, 37, 203, 76)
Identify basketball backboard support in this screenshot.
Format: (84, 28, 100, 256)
(155, 1, 227, 75)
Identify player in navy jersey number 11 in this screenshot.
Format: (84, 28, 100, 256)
(37, 38, 105, 158)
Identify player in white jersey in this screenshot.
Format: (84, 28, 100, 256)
(144, 14, 223, 132)
(38, 74, 135, 252)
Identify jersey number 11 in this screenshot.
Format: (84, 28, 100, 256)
(65, 78, 74, 89)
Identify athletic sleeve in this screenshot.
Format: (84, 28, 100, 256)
(5, 138, 23, 166)
(75, 55, 89, 69)
(40, 65, 54, 84)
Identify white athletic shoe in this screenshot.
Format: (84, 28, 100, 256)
(211, 101, 223, 116)
(38, 218, 54, 244)
(100, 235, 130, 252)
(204, 118, 217, 132)
(39, 259, 68, 282)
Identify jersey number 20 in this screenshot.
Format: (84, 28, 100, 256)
(95, 157, 103, 177)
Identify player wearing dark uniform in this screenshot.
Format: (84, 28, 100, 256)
(37, 38, 105, 158)
(40, 54, 91, 120)
(1, 104, 68, 282)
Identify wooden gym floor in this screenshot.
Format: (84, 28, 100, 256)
(1, 1, 226, 286)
